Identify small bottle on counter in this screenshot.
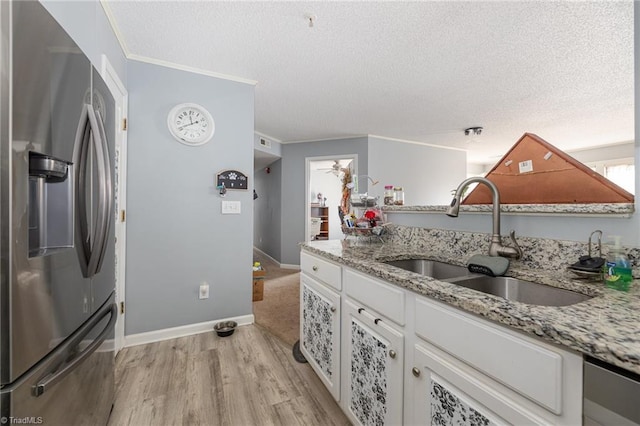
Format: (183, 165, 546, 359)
(393, 187, 404, 205)
(384, 185, 394, 205)
(603, 235, 632, 291)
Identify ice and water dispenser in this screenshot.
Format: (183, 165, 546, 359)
(28, 151, 73, 257)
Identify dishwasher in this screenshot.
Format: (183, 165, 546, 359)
(583, 356, 640, 426)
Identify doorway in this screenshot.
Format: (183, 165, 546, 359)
(305, 155, 357, 242)
(101, 55, 127, 354)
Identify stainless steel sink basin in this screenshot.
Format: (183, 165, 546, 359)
(384, 259, 472, 280)
(447, 276, 592, 306)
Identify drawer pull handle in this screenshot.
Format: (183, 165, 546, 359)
(374, 318, 381, 325)
(389, 350, 397, 359)
(312, 266, 318, 271)
(412, 367, 421, 377)
(358, 308, 365, 314)
(330, 306, 336, 313)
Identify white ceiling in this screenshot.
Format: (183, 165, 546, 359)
(103, 1, 634, 165)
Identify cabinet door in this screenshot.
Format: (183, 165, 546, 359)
(411, 343, 545, 426)
(343, 299, 403, 426)
(300, 273, 341, 401)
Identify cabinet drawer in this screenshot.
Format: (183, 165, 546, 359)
(415, 296, 572, 415)
(301, 251, 342, 291)
(344, 269, 405, 326)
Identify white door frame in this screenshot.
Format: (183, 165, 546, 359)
(305, 154, 358, 242)
(101, 55, 127, 354)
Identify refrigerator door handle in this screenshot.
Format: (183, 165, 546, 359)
(72, 104, 92, 278)
(88, 106, 113, 276)
(32, 302, 117, 397)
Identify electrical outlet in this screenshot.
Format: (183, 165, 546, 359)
(199, 282, 209, 299)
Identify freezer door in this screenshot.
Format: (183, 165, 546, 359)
(1, 296, 116, 425)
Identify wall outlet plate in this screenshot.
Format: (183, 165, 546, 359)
(221, 200, 241, 214)
(199, 283, 209, 299)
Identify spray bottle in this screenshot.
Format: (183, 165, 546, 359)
(603, 236, 632, 291)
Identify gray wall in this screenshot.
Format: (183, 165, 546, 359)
(368, 136, 467, 205)
(280, 137, 369, 265)
(126, 60, 254, 334)
(253, 159, 282, 259)
(41, 1, 126, 83)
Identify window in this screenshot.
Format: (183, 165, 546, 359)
(586, 158, 635, 194)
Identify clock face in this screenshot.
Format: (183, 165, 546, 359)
(167, 103, 215, 146)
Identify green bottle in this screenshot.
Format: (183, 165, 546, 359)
(603, 236, 633, 292)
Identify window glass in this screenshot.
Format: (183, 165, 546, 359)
(605, 164, 635, 194)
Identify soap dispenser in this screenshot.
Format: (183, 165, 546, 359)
(603, 235, 633, 291)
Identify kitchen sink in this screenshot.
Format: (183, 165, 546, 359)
(383, 259, 472, 280)
(447, 276, 592, 306)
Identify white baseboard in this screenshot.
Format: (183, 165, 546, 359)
(253, 246, 300, 270)
(280, 263, 300, 270)
(124, 314, 254, 348)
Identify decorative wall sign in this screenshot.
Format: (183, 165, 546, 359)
(216, 170, 248, 190)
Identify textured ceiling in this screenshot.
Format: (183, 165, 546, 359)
(103, 1, 634, 165)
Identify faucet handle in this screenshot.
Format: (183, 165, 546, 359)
(507, 229, 523, 259)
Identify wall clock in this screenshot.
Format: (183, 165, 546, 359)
(167, 103, 215, 146)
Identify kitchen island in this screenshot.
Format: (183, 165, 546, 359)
(299, 223, 640, 425)
(301, 238, 640, 375)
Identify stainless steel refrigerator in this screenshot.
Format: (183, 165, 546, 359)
(1, 2, 117, 424)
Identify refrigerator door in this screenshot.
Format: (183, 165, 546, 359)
(1, 294, 116, 425)
(89, 67, 116, 313)
(2, 0, 92, 385)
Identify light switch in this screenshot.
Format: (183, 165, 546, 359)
(221, 200, 241, 214)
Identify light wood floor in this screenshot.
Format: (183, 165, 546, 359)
(108, 324, 350, 426)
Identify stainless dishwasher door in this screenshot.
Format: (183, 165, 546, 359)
(583, 356, 640, 426)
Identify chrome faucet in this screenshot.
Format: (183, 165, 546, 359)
(446, 177, 523, 259)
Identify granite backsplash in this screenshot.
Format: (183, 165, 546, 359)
(383, 224, 640, 278)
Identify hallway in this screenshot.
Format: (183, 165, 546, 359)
(252, 249, 300, 346)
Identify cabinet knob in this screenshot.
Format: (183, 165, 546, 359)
(389, 350, 397, 359)
(412, 367, 421, 377)
(312, 266, 318, 271)
(330, 306, 336, 312)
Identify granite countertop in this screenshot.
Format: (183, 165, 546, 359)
(301, 239, 640, 375)
(381, 203, 635, 217)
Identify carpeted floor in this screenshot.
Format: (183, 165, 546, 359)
(252, 249, 300, 347)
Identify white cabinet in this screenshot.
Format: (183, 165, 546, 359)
(300, 274, 341, 400)
(299, 250, 583, 425)
(411, 342, 545, 425)
(300, 253, 342, 401)
(410, 296, 583, 426)
(342, 299, 404, 426)
(344, 268, 406, 326)
(301, 251, 342, 291)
